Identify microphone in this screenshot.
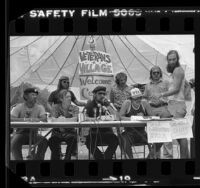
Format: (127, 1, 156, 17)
(97, 103, 102, 118)
(103, 98, 117, 111)
(102, 105, 111, 115)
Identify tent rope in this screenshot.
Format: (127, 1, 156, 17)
(120, 36, 151, 71)
(46, 36, 80, 86)
(10, 36, 43, 56)
(71, 36, 87, 86)
(27, 46, 47, 85)
(11, 36, 62, 86)
(32, 36, 69, 74)
(101, 36, 107, 53)
(10, 36, 22, 41)
(124, 36, 169, 77)
(108, 36, 137, 84)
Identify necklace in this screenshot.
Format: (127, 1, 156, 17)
(131, 103, 140, 111)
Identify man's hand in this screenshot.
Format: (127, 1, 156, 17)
(151, 93, 162, 100)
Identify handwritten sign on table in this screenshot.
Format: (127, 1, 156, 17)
(147, 121, 172, 143)
(170, 118, 193, 139)
(147, 119, 193, 143)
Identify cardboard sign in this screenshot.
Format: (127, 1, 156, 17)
(79, 50, 113, 75)
(170, 118, 193, 139)
(147, 121, 172, 143)
(79, 50, 114, 100)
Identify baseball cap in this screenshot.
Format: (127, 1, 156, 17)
(24, 88, 39, 95)
(92, 86, 106, 93)
(130, 88, 143, 99)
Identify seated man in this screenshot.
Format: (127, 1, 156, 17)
(119, 88, 154, 159)
(10, 88, 48, 160)
(84, 86, 119, 160)
(48, 89, 79, 160)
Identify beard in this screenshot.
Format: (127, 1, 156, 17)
(166, 63, 177, 73)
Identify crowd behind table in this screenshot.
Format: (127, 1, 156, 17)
(10, 50, 195, 160)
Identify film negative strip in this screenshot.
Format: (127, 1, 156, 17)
(6, 5, 200, 187)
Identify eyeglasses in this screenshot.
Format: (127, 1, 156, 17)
(152, 72, 160, 75)
(62, 80, 69, 84)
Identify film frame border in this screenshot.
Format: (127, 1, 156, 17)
(6, 7, 200, 186)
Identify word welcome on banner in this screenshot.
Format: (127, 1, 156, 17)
(147, 118, 193, 143)
(79, 50, 113, 75)
(79, 75, 114, 100)
(79, 50, 114, 100)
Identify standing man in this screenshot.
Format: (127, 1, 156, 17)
(143, 66, 173, 159)
(110, 72, 131, 111)
(152, 50, 189, 158)
(84, 86, 119, 159)
(11, 88, 48, 160)
(47, 76, 86, 112)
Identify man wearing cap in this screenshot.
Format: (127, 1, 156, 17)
(119, 88, 154, 159)
(143, 66, 173, 159)
(84, 86, 119, 159)
(11, 88, 48, 160)
(47, 76, 86, 112)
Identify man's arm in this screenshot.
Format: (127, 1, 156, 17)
(141, 100, 154, 116)
(73, 99, 87, 107)
(162, 67, 184, 97)
(109, 88, 114, 104)
(143, 84, 149, 99)
(119, 100, 131, 121)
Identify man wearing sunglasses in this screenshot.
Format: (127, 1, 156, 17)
(47, 76, 86, 112)
(143, 66, 172, 159)
(84, 86, 119, 159)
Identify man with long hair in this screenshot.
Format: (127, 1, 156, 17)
(143, 66, 172, 159)
(110, 72, 131, 111)
(47, 76, 86, 158)
(152, 50, 189, 158)
(47, 76, 86, 112)
(48, 89, 79, 160)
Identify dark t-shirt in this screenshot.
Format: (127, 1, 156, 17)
(85, 100, 113, 133)
(48, 90, 76, 105)
(125, 103, 147, 133)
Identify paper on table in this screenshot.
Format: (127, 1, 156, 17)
(131, 116, 146, 121)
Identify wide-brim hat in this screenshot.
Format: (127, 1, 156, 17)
(130, 88, 143, 99)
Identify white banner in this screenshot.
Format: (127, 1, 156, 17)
(79, 50, 113, 75)
(147, 121, 172, 143)
(147, 118, 193, 143)
(79, 75, 114, 100)
(170, 118, 193, 139)
(79, 50, 114, 100)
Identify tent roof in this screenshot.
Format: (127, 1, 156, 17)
(10, 35, 194, 91)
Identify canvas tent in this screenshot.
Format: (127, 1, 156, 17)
(10, 35, 194, 101)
